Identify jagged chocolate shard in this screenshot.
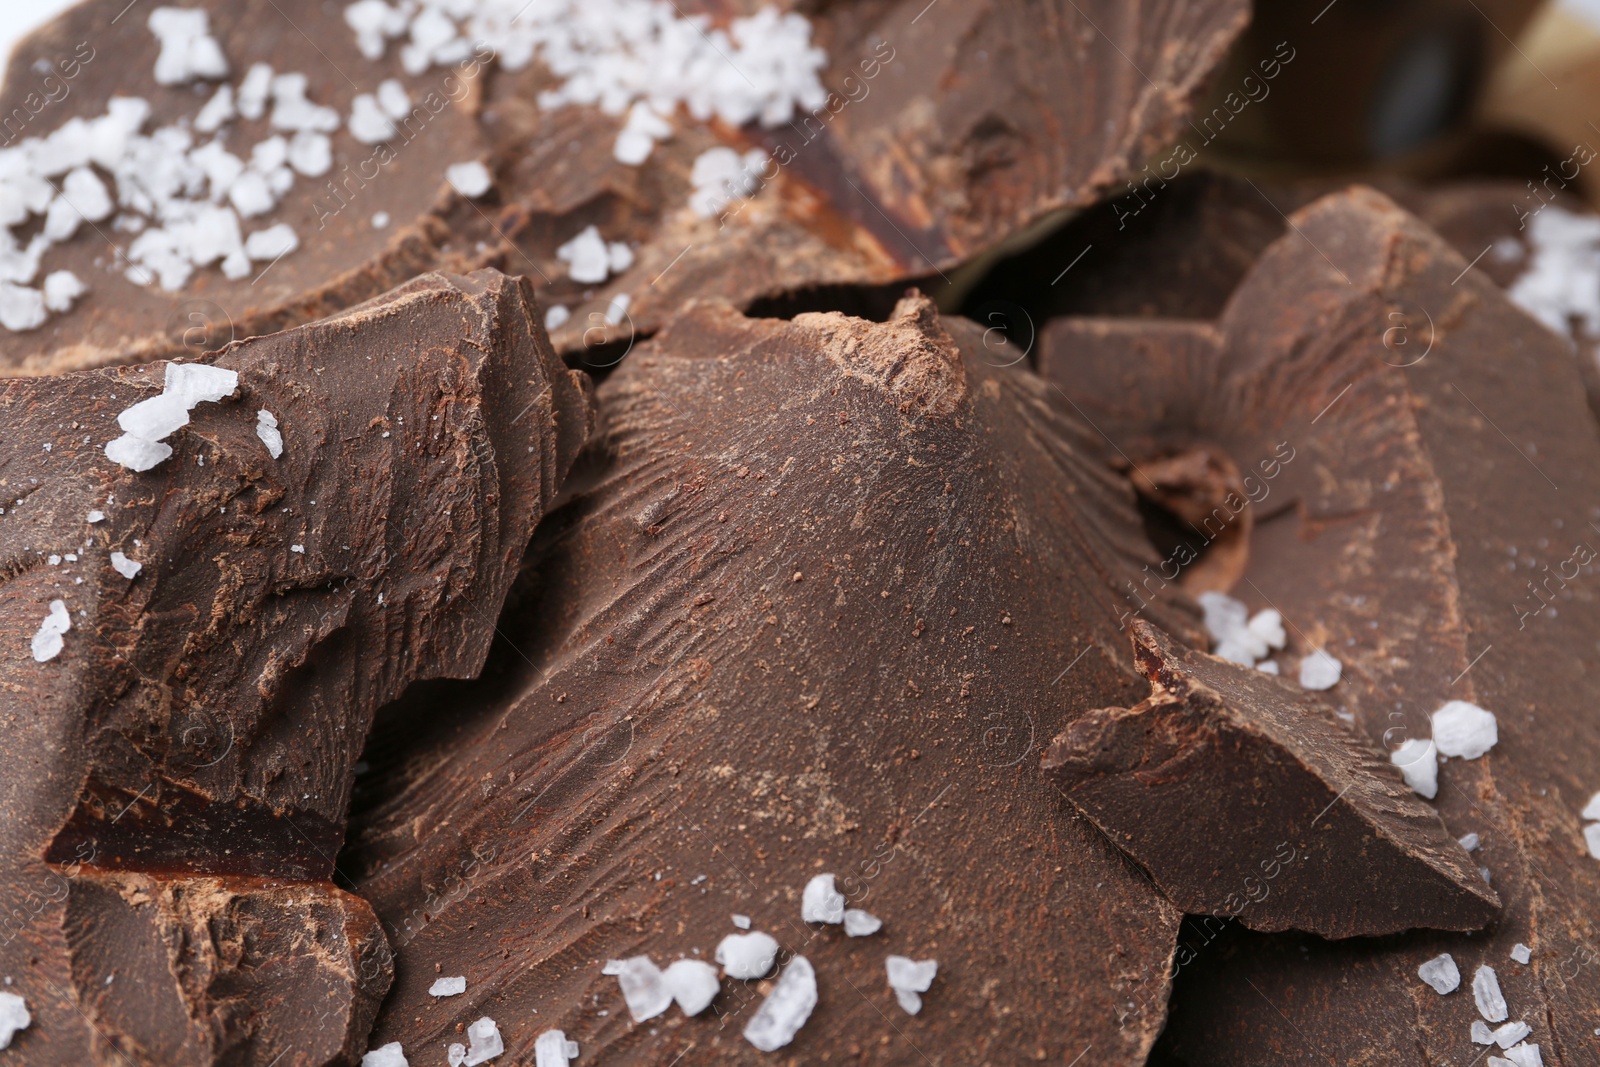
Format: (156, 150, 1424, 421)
(0, 269, 591, 1065)
(342, 294, 1199, 1065)
(1044, 620, 1499, 938)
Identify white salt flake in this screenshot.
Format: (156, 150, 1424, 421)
(843, 909, 882, 937)
(1582, 791, 1600, 821)
(1432, 700, 1498, 759)
(1504, 1042, 1544, 1067)
(663, 958, 719, 1016)
(744, 956, 817, 1052)
(1583, 822, 1600, 860)
(31, 599, 71, 663)
(1489, 1021, 1533, 1049)
(287, 131, 332, 177)
(87, 510, 106, 524)
(348, 94, 396, 144)
(195, 84, 236, 133)
(1298, 649, 1342, 691)
(1246, 608, 1287, 649)
(290, 544, 305, 554)
(360, 1042, 408, 1067)
(1473, 1020, 1495, 1044)
(1256, 659, 1280, 675)
(801, 873, 845, 923)
(149, 7, 230, 86)
(0, 283, 46, 332)
(428, 976, 466, 997)
(616, 955, 671, 1022)
(613, 101, 673, 166)
(731, 914, 751, 930)
(556, 225, 611, 284)
(270, 72, 340, 132)
(886, 955, 938, 1015)
(0, 993, 28, 1050)
(1416, 953, 1459, 994)
(460, 1017, 502, 1065)
(689, 147, 768, 218)
(246, 223, 299, 262)
(105, 434, 173, 472)
(377, 79, 411, 120)
(164, 363, 238, 406)
(1474, 964, 1509, 1022)
(110, 552, 142, 580)
(1390, 738, 1438, 799)
(533, 1029, 578, 1067)
(238, 63, 274, 119)
(446, 161, 492, 199)
(604, 292, 630, 326)
(601, 959, 625, 975)
(716, 931, 778, 979)
(1460, 832, 1480, 851)
(544, 304, 570, 331)
(256, 409, 285, 459)
(47, 555, 60, 567)
(119, 392, 190, 441)
(1511, 943, 1531, 964)
(42, 271, 87, 313)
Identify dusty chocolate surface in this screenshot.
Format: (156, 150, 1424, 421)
(1045, 620, 1498, 939)
(0, 269, 591, 1063)
(1041, 187, 1600, 1065)
(340, 294, 1201, 1065)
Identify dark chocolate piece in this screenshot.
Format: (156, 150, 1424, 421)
(342, 294, 1198, 1065)
(0, 269, 591, 1064)
(1044, 620, 1499, 938)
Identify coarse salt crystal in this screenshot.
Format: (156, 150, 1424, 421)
(118, 392, 191, 441)
(1582, 791, 1600, 821)
(348, 94, 396, 144)
(1460, 832, 1480, 851)
(1390, 738, 1438, 799)
(1484, 1021, 1532, 1049)
(1298, 649, 1342, 691)
(731, 914, 751, 930)
(360, 1042, 408, 1067)
(290, 544, 305, 554)
(1416, 953, 1459, 994)
(886, 955, 938, 1015)
(600, 959, 624, 975)
(1432, 700, 1498, 759)
(1511, 943, 1531, 964)
(1246, 608, 1286, 649)
(428, 976, 466, 997)
(42, 270, 87, 313)
(843, 909, 882, 937)
(604, 292, 631, 326)
(246, 223, 299, 261)
(1583, 822, 1600, 859)
(663, 958, 719, 1016)
(446, 161, 492, 199)
(1503, 1043, 1544, 1067)
(1256, 659, 1280, 675)
(87, 510, 106, 523)
(105, 434, 173, 472)
(458, 1017, 502, 1065)
(801, 873, 845, 923)
(716, 931, 778, 980)
(613, 101, 673, 166)
(533, 1029, 579, 1067)
(0, 992, 29, 1050)
(31, 599, 71, 663)
(556, 225, 611, 284)
(616, 955, 671, 1022)
(149, 7, 230, 86)
(744, 955, 817, 1052)
(256, 409, 285, 459)
(544, 304, 570, 331)
(164, 363, 238, 406)
(109, 552, 142, 580)
(0, 283, 46, 332)
(1474, 964, 1509, 1022)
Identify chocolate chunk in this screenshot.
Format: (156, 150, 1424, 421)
(1044, 620, 1499, 938)
(1041, 186, 1600, 1064)
(343, 294, 1196, 1064)
(0, 269, 591, 1063)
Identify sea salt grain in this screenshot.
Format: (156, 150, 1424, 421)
(164, 363, 238, 406)
(843, 908, 882, 937)
(257, 409, 285, 458)
(1432, 700, 1499, 759)
(1582, 791, 1600, 821)
(428, 975, 466, 997)
(87, 510, 105, 523)
(105, 434, 173, 472)
(556, 225, 612, 284)
(1298, 649, 1342, 691)
(616, 955, 671, 1021)
(1511, 943, 1532, 964)
(453, 1017, 502, 1066)
(663, 958, 720, 1016)
(42, 270, 86, 312)
(533, 1029, 579, 1067)
(1460, 832, 1480, 851)
(732, 914, 751, 929)
(544, 304, 570, 331)
(149, 7, 230, 86)
(110, 552, 142, 580)
(744, 956, 817, 1052)
(1584, 822, 1600, 860)
(1474, 964, 1509, 1022)
(360, 1042, 408, 1067)
(886, 955, 938, 1015)
(801, 873, 845, 923)
(1390, 738, 1438, 799)
(1416, 952, 1460, 994)
(1488, 1021, 1532, 1049)
(613, 101, 673, 165)
(119, 393, 190, 441)
(31, 599, 71, 663)
(446, 161, 492, 198)
(1503, 1043, 1544, 1067)
(0, 992, 29, 1049)
(716, 931, 778, 980)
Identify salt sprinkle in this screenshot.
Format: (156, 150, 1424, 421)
(149, 7, 230, 86)
(453, 1017, 502, 1066)
(1501, 1043, 1544, 1067)
(31, 599, 71, 662)
(256, 409, 284, 459)
(1484, 1021, 1532, 1049)
(428, 975, 466, 997)
(1473, 964, 1509, 1023)
(533, 1029, 579, 1067)
(544, 304, 570, 331)
(731, 914, 751, 930)
(743, 955, 817, 1052)
(689, 146, 768, 218)
(800, 873, 845, 923)
(1416, 953, 1459, 994)
(360, 1042, 409, 1067)
(716, 931, 778, 979)
(615, 955, 671, 1021)
(1507, 205, 1600, 341)
(109, 551, 142, 580)
(662, 958, 719, 1016)
(1390, 738, 1438, 799)
(105, 435, 173, 472)
(165, 363, 239, 406)
(445, 160, 492, 198)
(613, 101, 673, 165)
(1460, 832, 1480, 851)
(0, 993, 29, 1050)
(886, 955, 938, 1015)
(843, 909, 882, 937)
(1298, 649, 1342, 691)
(1511, 943, 1531, 964)
(1432, 700, 1498, 760)
(556, 225, 616, 284)
(290, 544, 306, 554)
